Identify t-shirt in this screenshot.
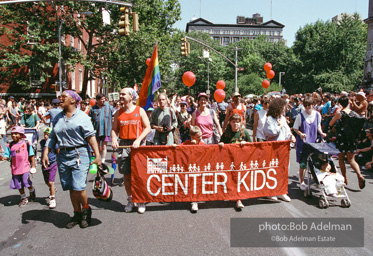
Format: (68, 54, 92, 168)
(220, 128, 252, 144)
(40, 139, 58, 164)
(4, 140, 34, 175)
(21, 113, 41, 128)
(293, 110, 321, 130)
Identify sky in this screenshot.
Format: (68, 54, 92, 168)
(173, 0, 369, 46)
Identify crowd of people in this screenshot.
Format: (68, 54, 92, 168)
(0, 85, 371, 228)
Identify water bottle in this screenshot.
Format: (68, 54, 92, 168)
(90, 156, 97, 174)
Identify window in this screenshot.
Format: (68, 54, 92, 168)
(223, 37, 230, 46)
(71, 71, 75, 90)
(27, 21, 39, 44)
(91, 79, 96, 97)
(78, 39, 81, 51)
(233, 37, 240, 43)
(70, 35, 74, 48)
(29, 65, 41, 88)
(79, 70, 83, 92)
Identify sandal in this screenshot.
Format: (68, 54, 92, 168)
(358, 177, 365, 189)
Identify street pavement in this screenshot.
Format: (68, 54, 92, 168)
(0, 125, 372, 256)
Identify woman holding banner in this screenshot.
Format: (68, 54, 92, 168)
(191, 93, 222, 144)
(218, 113, 252, 209)
(263, 98, 295, 202)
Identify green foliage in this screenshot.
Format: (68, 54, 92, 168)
(0, 2, 367, 97)
(291, 13, 366, 93)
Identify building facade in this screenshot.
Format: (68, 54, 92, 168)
(364, 0, 373, 87)
(0, 7, 104, 99)
(186, 13, 285, 46)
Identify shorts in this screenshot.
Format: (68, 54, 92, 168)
(96, 136, 111, 142)
(117, 139, 135, 175)
(57, 146, 90, 191)
(42, 162, 58, 183)
(10, 172, 32, 190)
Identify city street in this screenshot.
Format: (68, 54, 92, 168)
(0, 127, 372, 256)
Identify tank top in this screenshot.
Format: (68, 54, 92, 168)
(117, 106, 144, 140)
(195, 109, 213, 139)
(231, 103, 245, 123)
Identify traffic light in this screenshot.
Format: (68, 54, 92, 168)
(119, 7, 130, 36)
(132, 12, 139, 33)
(181, 37, 190, 56)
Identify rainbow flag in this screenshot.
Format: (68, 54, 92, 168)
(137, 44, 161, 110)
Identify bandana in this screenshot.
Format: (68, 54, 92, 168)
(64, 90, 82, 103)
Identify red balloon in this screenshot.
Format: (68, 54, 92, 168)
(182, 71, 196, 87)
(214, 89, 226, 103)
(266, 70, 275, 80)
(216, 80, 225, 90)
(89, 99, 96, 107)
(262, 80, 270, 89)
(146, 58, 151, 66)
(264, 62, 272, 72)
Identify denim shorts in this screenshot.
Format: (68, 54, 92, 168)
(57, 146, 90, 191)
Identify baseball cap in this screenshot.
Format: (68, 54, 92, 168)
(43, 127, 52, 134)
(51, 98, 60, 105)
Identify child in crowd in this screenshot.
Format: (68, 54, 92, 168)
(146, 108, 155, 145)
(0, 126, 36, 207)
(173, 126, 204, 212)
(180, 125, 204, 145)
(40, 127, 58, 208)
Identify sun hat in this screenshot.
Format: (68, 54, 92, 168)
(180, 101, 188, 105)
(197, 92, 209, 100)
(232, 92, 241, 97)
(340, 91, 348, 96)
(10, 126, 26, 138)
(356, 91, 366, 99)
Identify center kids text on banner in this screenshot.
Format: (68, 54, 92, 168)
(131, 141, 290, 203)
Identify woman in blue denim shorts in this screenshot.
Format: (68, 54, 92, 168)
(42, 90, 101, 229)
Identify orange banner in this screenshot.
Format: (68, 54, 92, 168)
(131, 141, 290, 203)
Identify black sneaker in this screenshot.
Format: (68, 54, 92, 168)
(66, 212, 82, 229)
(80, 207, 92, 228)
(29, 190, 36, 201)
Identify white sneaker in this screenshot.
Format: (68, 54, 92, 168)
(191, 202, 198, 212)
(137, 203, 146, 214)
(267, 196, 278, 201)
(236, 200, 244, 209)
(124, 199, 134, 213)
(49, 197, 56, 209)
(300, 182, 307, 191)
(278, 194, 291, 202)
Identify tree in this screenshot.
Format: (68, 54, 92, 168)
(291, 13, 366, 93)
(0, 2, 62, 91)
(106, 0, 182, 93)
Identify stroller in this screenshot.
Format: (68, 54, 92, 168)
(24, 128, 38, 156)
(302, 142, 351, 209)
